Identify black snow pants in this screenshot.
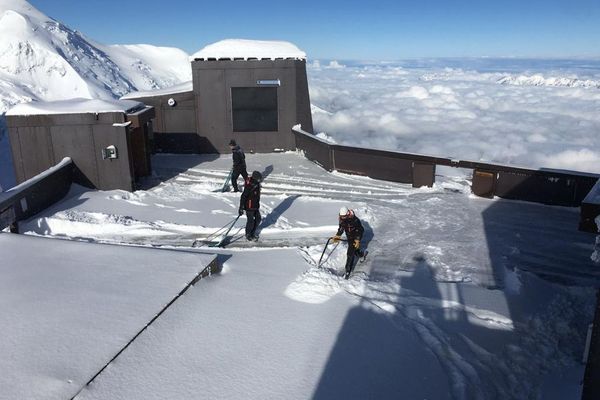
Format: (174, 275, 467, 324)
(245, 209, 261, 238)
(345, 235, 364, 272)
(232, 168, 248, 192)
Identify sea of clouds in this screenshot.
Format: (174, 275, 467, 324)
(307, 59, 600, 174)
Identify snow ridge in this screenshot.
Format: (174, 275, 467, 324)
(497, 74, 600, 89)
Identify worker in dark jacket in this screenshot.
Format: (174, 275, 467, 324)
(332, 207, 367, 278)
(229, 139, 248, 192)
(239, 171, 262, 241)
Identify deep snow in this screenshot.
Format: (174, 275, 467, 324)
(13, 152, 599, 399)
(0, 233, 215, 400)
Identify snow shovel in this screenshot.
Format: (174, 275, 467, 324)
(317, 237, 347, 268)
(192, 215, 240, 247)
(212, 169, 233, 193)
(211, 214, 242, 247)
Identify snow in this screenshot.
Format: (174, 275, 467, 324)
(120, 80, 193, 100)
(593, 216, 600, 263)
(5, 98, 144, 116)
(190, 39, 306, 61)
(0, 232, 215, 400)
(97, 44, 191, 93)
(498, 74, 600, 89)
(13, 152, 599, 399)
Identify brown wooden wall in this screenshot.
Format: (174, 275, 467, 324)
(291, 126, 600, 207)
(0, 158, 73, 231)
(7, 108, 154, 191)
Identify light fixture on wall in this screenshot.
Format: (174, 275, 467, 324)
(102, 145, 118, 160)
(167, 98, 177, 107)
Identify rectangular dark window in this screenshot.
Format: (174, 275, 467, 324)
(231, 87, 278, 132)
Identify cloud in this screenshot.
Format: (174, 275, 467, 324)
(307, 62, 600, 173)
(537, 149, 600, 173)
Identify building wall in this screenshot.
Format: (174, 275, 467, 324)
(7, 112, 138, 191)
(125, 91, 200, 153)
(192, 59, 313, 153)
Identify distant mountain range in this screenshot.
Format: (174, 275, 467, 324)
(0, 0, 191, 113)
(497, 75, 600, 88)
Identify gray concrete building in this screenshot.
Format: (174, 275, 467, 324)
(6, 99, 154, 191)
(123, 39, 313, 154)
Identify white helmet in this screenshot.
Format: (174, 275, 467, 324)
(339, 206, 349, 216)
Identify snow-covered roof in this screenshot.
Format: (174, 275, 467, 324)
(0, 232, 216, 400)
(190, 39, 306, 61)
(5, 98, 145, 116)
(121, 81, 193, 100)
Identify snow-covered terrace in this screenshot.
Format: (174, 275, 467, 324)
(5, 152, 600, 399)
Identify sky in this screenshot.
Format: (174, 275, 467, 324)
(27, 0, 600, 60)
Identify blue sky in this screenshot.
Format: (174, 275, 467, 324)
(28, 0, 600, 59)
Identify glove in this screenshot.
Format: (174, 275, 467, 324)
(353, 239, 360, 249)
(332, 235, 341, 243)
(239, 208, 244, 216)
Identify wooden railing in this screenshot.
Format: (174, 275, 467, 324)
(292, 126, 599, 208)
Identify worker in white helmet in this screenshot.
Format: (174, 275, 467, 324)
(332, 206, 367, 279)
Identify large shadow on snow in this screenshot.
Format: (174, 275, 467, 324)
(313, 181, 600, 399)
(260, 194, 301, 229)
(480, 197, 600, 398)
(312, 255, 452, 399)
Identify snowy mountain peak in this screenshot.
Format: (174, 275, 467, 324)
(0, 9, 30, 35)
(0, 0, 47, 20)
(0, 0, 191, 113)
